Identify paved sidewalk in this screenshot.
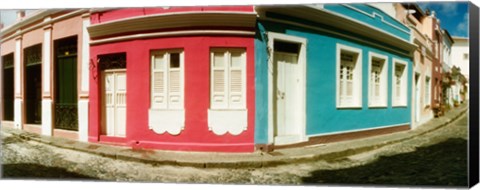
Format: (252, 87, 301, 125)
(1, 102, 468, 169)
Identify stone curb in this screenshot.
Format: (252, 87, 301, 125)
(1, 105, 468, 169)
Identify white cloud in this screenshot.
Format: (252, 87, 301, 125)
(455, 12, 469, 37)
(438, 2, 458, 16)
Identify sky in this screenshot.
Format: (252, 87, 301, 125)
(418, 2, 469, 38)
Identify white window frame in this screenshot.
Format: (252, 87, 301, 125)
(336, 44, 362, 108)
(207, 48, 248, 136)
(150, 50, 185, 110)
(425, 76, 431, 107)
(392, 58, 408, 107)
(209, 48, 247, 110)
(148, 49, 185, 135)
(368, 52, 388, 107)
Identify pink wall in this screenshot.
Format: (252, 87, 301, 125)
(1, 39, 15, 56)
(89, 36, 255, 152)
(22, 28, 43, 49)
(91, 6, 254, 24)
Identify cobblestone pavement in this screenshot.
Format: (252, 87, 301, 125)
(1, 113, 468, 186)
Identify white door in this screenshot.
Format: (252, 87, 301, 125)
(273, 52, 302, 144)
(102, 70, 126, 137)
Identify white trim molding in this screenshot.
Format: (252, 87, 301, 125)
(81, 13, 91, 93)
(87, 11, 257, 39)
(14, 99, 22, 129)
(78, 99, 89, 142)
(207, 109, 247, 136)
(90, 30, 255, 45)
(342, 4, 410, 35)
(255, 6, 416, 57)
(41, 99, 53, 136)
(368, 52, 388, 108)
(43, 23, 52, 95)
(266, 32, 307, 145)
(336, 43, 363, 108)
(148, 50, 185, 135)
(392, 58, 408, 107)
(1, 10, 88, 43)
(149, 109, 185, 135)
(14, 38, 22, 95)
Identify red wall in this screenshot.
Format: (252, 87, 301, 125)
(91, 6, 254, 24)
(88, 36, 255, 152)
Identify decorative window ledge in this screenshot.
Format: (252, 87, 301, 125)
(148, 109, 185, 135)
(207, 109, 247, 136)
(336, 104, 362, 109)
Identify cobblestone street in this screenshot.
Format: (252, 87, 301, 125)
(1, 112, 468, 186)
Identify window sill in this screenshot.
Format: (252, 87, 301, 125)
(208, 109, 248, 136)
(148, 109, 185, 135)
(336, 104, 362, 109)
(368, 104, 388, 108)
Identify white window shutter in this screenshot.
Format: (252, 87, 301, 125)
(229, 51, 244, 109)
(151, 54, 166, 109)
(211, 52, 227, 109)
(168, 52, 182, 109)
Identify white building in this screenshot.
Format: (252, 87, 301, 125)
(451, 36, 469, 101)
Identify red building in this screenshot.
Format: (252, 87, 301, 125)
(87, 7, 257, 152)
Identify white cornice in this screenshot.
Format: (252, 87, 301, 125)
(90, 30, 255, 45)
(1, 9, 89, 43)
(256, 6, 416, 54)
(88, 11, 257, 39)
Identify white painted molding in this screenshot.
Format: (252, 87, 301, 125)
(14, 99, 22, 129)
(1, 10, 88, 43)
(90, 30, 255, 45)
(148, 109, 185, 135)
(81, 16, 91, 92)
(88, 11, 257, 39)
(266, 32, 307, 145)
(342, 4, 410, 35)
(368, 51, 389, 108)
(14, 38, 21, 95)
(256, 6, 416, 56)
(207, 109, 247, 136)
(41, 99, 53, 136)
(336, 43, 363, 108)
(43, 28, 52, 94)
(392, 58, 409, 107)
(78, 100, 89, 142)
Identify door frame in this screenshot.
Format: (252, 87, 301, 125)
(414, 72, 421, 125)
(101, 68, 127, 137)
(267, 32, 307, 145)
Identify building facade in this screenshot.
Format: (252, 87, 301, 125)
(6, 3, 463, 153)
(1, 10, 91, 141)
(254, 4, 415, 150)
(394, 3, 437, 127)
(451, 36, 469, 101)
(86, 7, 257, 152)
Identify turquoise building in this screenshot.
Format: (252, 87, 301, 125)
(254, 4, 417, 150)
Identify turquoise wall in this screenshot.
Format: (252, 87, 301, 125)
(324, 4, 411, 41)
(254, 17, 412, 144)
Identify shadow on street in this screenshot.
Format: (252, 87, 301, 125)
(302, 138, 468, 187)
(2, 163, 98, 180)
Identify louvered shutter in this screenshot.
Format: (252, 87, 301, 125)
(211, 51, 227, 109)
(229, 51, 245, 109)
(168, 52, 182, 109)
(151, 53, 166, 109)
